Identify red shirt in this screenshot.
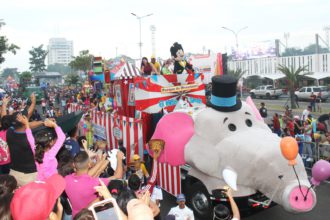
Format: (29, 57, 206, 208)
(273, 116, 280, 129)
(287, 121, 295, 136)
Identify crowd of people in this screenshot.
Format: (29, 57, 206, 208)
(262, 103, 330, 163)
(0, 86, 241, 220)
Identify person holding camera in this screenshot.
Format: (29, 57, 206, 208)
(213, 188, 240, 220)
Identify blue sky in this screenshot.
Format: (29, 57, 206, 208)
(1, 0, 329, 71)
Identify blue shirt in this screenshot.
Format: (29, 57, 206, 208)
(64, 138, 80, 157)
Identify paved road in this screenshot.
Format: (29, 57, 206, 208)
(244, 95, 330, 111)
(160, 182, 330, 220)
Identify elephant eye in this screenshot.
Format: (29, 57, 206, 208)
(228, 123, 236, 132)
(245, 119, 253, 127)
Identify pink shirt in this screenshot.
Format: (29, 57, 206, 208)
(26, 126, 65, 181)
(64, 174, 109, 217)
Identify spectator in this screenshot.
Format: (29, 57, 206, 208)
(293, 115, 303, 135)
(64, 150, 124, 217)
(73, 209, 95, 220)
(213, 188, 240, 220)
(116, 189, 137, 216)
(10, 174, 65, 220)
(151, 56, 161, 74)
(17, 115, 65, 181)
(141, 57, 157, 76)
(161, 59, 173, 75)
(318, 112, 330, 133)
(259, 102, 267, 119)
(168, 194, 194, 220)
(64, 126, 80, 157)
(310, 92, 317, 112)
(7, 112, 43, 186)
(0, 115, 12, 174)
(0, 194, 13, 220)
(30, 109, 41, 121)
(131, 154, 149, 185)
(273, 113, 281, 137)
(41, 98, 47, 115)
(301, 106, 312, 122)
(317, 91, 322, 113)
(0, 174, 17, 199)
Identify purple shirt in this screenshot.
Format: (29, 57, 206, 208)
(64, 173, 109, 217)
(26, 126, 65, 181)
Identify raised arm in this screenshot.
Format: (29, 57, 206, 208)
(16, 114, 36, 155)
(27, 93, 36, 119)
(1, 96, 10, 118)
(44, 119, 66, 157)
(109, 150, 124, 180)
(225, 189, 240, 220)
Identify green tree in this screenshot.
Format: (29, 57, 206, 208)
(69, 50, 93, 73)
(227, 68, 246, 80)
(47, 63, 71, 74)
(1, 67, 18, 79)
(65, 73, 80, 86)
(277, 64, 309, 109)
(29, 45, 48, 73)
(19, 71, 32, 88)
(0, 19, 19, 64)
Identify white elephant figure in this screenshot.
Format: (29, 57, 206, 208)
(150, 101, 316, 215)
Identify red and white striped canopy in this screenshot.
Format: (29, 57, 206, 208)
(112, 62, 141, 80)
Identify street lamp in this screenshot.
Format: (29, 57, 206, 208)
(131, 13, 153, 59)
(221, 26, 248, 49)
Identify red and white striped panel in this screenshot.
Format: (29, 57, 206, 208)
(157, 162, 181, 196)
(68, 104, 144, 164)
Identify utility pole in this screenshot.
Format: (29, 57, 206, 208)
(150, 25, 156, 57)
(222, 26, 248, 50)
(283, 32, 290, 49)
(323, 26, 330, 50)
(131, 13, 153, 60)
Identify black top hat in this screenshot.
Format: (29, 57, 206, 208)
(207, 75, 242, 112)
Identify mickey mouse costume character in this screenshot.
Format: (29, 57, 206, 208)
(170, 42, 194, 74)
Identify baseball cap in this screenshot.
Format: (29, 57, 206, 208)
(176, 193, 186, 202)
(133, 154, 140, 161)
(11, 174, 66, 220)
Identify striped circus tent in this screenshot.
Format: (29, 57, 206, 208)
(111, 62, 141, 80)
(68, 104, 144, 163)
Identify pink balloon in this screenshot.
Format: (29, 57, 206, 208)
(311, 159, 330, 186)
(150, 112, 194, 166)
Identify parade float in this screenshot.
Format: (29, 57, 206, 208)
(69, 43, 330, 219)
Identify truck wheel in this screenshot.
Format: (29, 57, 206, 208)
(266, 93, 270, 99)
(250, 93, 256, 98)
(186, 182, 213, 219)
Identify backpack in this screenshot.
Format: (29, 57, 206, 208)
(0, 136, 10, 165)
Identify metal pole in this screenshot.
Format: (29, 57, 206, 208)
(139, 18, 142, 59)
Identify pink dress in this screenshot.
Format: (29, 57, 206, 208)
(26, 126, 66, 181)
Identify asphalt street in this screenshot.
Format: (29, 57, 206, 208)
(160, 182, 330, 220)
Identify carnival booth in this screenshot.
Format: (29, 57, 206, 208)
(111, 62, 141, 118)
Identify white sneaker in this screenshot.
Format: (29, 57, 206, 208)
(306, 157, 314, 162)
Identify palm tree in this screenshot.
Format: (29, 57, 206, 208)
(277, 64, 309, 109)
(227, 68, 246, 80)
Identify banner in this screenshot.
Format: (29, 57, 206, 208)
(135, 74, 206, 114)
(114, 84, 122, 107)
(128, 83, 135, 106)
(189, 53, 219, 83)
(92, 123, 107, 140)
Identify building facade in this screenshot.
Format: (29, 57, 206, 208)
(47, 38, 73, 66)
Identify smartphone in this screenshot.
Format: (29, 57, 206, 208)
(89, 198, 122, 220)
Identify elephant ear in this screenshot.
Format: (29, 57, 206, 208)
(150, 112, 194, 166)
(246, 96, 264, 122)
